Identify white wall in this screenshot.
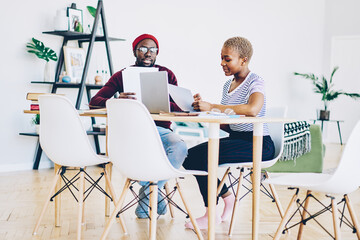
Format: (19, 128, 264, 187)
(0, 0, 331, 171)
(323, 0, 360, 143)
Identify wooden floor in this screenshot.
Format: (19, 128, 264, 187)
(1, 143, 359, 239)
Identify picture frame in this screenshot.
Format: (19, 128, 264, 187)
(67, 7, 83, 32)
(63, 46, 86, 83)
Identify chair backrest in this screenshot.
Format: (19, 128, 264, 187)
(267, 106, 287, 159)
(326, 120, 360, 193)
(106, 99, 184, 182)
(38, 95, 103, 167)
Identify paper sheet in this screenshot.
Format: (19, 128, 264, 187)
(122, 67, 158, 102)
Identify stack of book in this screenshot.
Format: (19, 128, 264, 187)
(26, 93, 64, 111)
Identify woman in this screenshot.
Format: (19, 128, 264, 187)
(183, 36, 275, 229)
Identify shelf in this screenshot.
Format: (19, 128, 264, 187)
(42, 31, 125, 42)
(19, 131, 105, 137)
(31, 81, 103, 89)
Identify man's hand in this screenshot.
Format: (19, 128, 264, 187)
(118, 92, 137, 100)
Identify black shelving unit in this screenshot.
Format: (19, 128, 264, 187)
(20, 0, 124, 170)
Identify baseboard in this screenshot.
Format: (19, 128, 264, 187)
(0, 160, 53, 173)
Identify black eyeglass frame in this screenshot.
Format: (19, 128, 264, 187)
(136, 46, 158, 54)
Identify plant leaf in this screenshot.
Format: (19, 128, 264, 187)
(329, 66, 339, 84)
(87, 6, 97, 18)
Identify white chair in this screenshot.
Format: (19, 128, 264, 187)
(101, 99, 207, 240)
(33, 95, 123, 240)
(264, 120, 360, 240)
(217, 106, 287, 235)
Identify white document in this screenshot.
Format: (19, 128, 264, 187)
(122, 67, 158, 102)
(168, 84, 195, 112)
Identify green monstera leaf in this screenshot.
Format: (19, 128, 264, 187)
(26, 38, 57, 62)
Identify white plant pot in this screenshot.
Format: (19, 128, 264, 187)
(44, 61, 54, 82)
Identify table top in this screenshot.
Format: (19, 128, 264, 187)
(25, 109, 294, 123)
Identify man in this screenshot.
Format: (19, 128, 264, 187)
(89, 34, 187, 218)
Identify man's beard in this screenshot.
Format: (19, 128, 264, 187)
(136, 58, 155, 67)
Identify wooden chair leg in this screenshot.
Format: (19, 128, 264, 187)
(228, 168, 244, 236)
(77, 170, 85, 240)
(149, 183, 158, 240)
(101, 178, 131, 240)
(164, 182, 175, 218)
(104, 167, 127, 234)
(82, 173, 86, 225)
(33, 170, 61, 235)
(264, 172, 284, 219)
(331, 197, 341, 240)
(344, 194, 360, 239)
(217, 167, 231, 196)
(54, 164, 62, 227)
(176, 180, 204, 240)
(297, 190, 311, 240)
(273, 189, 299, 240)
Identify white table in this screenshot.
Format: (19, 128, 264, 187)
(151, 114, 291, 240)
(80, 110, 291, 239)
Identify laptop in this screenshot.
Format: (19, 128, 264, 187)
(140, 71, 170, 113)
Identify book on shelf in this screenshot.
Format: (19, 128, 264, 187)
(30, 102, 39, 111)
(26, 93, 64, 111)
(26, 92, 65, 101)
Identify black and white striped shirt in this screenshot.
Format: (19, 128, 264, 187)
(220, 72, 269, 135)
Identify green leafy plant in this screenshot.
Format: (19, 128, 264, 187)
(26, 38, 58, 62)
(32, 114, 40, 125)
(87, 6, 97, 18)
(294, 66, 360, 111)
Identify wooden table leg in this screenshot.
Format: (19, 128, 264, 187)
(252, 123, 263, 240)
(54, 163, 62, 227)
(105, 163, 112, 217)
(207, 123, 220, 240)
(105, 122, 111, 216)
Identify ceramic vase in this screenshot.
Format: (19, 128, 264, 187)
(44, 61, 54, 82)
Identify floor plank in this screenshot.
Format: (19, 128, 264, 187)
(0, 143, 359, 239)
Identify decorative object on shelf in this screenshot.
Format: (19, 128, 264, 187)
(93, 123, 106, 132)
(94, 70, 103, 85)
(67, 4, 83, 32)
(63, 46, 86, 83)
(294, 66, 360, 120)
(32, 114, 40, 134)
(26, 38, 58, 82)
(54, 9, 68, 31)
(87, 6, 96, 17)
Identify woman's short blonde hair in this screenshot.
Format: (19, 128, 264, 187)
(223, 37, 253, 61)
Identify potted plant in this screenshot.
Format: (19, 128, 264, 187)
(294, 66, 360, 120)
(32, 114, 40, 134)
(26, 38, 58, 82)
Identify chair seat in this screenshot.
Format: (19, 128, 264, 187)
(219, 159, 278, 169)
(265, 173, 332, 187)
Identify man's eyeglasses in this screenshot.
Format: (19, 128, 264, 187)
(137, 47, 158, 54)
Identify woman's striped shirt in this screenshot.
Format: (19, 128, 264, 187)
(220, 72, 269, 135)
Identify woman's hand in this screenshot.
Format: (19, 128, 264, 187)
(193, 93, 202, 101)
(192, 100, 213, 112)
(118, 92, 137, 100)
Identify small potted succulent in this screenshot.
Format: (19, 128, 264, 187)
(294, 66, 360, 120)
(32, 114, 40, 134)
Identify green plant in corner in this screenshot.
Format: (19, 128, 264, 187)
(26, 38, 58, 62)
(294, 66, 360, 119)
